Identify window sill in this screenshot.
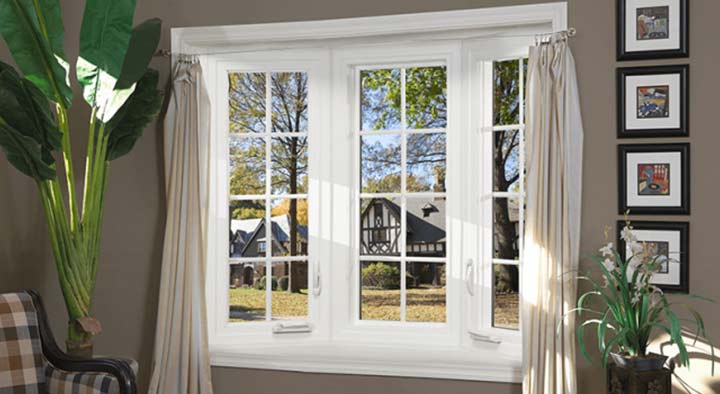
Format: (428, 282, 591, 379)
(209, 342, 522, 383)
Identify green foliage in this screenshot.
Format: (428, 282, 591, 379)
(493, 60, 523, 126)
(76, 0, 137, 120)
(0, 0, 72, 107)
(115, 19, 162, 90)
(361, 263, 401, 290)
(105, 69, 162, 160)
(574, 223, 714, 372)
(0, 62, 62, 180)
(255, 276, 278, 291)
(0, 0, 161, 348)
(278, 276, 289, 291)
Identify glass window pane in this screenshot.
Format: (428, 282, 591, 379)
(229, 72, 266, 134)
(230, 137, 265, 196)
(360, 198, 401, 257)
(271, 72, 308, 133)
(360, 69, 401, 131)
(493, 130, 521, 192)
(493, 60, 520, 126)
(407, 133, 446, 193)
(406, 262, 446, 322)
(406, 197, 446, 258)
(230, 201, 266, 258)
(493, 263, 519, 330)
(493, 197, 520, 260)
(272, 261, 309, 320)
(361, 134, 401, 193)
(360, 261, 401, 321)
(229, 262, 266, 322)
(271, 136, 308, 194)
(270, 198, 308, 257)
(406, 66, 447, 129)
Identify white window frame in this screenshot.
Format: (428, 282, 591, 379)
(180, 2, 567, 383)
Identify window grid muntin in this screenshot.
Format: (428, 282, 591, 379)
(356, 63, 448, 324)
(487, 57, 525, 331)
(227, 70, 311, 323)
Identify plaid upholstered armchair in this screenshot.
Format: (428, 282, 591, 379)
(0, 291, 136, 394)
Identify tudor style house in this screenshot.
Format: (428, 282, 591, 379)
(360, 198, 447, 287)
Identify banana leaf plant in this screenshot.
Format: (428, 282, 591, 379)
(573, 220, 715, 373)
(0, 0, 162, 356)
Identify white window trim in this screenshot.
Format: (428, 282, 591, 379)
(178, 2, 567, 383)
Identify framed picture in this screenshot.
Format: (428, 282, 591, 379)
(617, 221, 689, 293)
(617, 0, 688, 60)
(617, 65, 688, 138)
(618, 143, 689, 215)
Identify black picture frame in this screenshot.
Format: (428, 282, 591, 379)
(617, 0, 689, 61)
(618, 143, 690, 215)
(617, 65, 689, 138)
(616, 221, 689, 293)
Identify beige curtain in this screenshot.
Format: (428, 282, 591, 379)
(149, 60, 214, 394)
(522, 35, 584, 394)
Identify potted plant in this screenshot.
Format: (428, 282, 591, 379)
(574, 221, 714, 392)
(0, 0, 162, 357)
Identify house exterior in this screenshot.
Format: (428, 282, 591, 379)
(229, 215, 308, 289)
(360, 198, 447, 286)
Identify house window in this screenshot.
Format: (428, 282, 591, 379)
(197, 4, 566, 381)
(227, 71, 311, 322)
(358, 65, 448, 323)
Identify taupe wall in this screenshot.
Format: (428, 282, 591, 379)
(1, 0, 718, 393)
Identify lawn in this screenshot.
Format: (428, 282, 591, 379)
(229, 287, 518, 328)
(229, 288, 308, 322)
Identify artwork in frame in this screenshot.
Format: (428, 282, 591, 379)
(617, 221, 689, 293)
(618, 143, 689, 215)
(617, 65, 688, 138)
(617, 0, 688, 60)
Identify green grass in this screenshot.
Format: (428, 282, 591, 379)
(229, 287, 518, 327)
(229, 288, 308, 322)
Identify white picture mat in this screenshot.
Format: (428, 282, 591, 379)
(625, 73, 680, 130)
(626, 229, 681, 286)
(625, 0, 680, 52)
(626, 151, 682, 207)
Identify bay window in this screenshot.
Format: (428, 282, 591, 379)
(191, 3, 567, 382)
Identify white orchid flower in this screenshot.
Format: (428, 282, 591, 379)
(599, 242, 614, 257)
(621, 226, 637, 243)
(602, 258, 616, 272)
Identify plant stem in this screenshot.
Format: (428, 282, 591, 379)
(57, 105, 80, 232)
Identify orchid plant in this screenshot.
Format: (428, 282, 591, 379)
(575, 220, 714, 371)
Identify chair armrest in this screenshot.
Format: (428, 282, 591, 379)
(45, 355, 136, 394)
(25, 290, 137, 394)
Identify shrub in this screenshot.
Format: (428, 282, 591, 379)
(254, 276, 278, 291)
(361, 263, 400, 290)
(278, 276, 289, 291)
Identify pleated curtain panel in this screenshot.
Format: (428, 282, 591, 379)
(522, 36, 584, 394)
(149, 60, 214, 394)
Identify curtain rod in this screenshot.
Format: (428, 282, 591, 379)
(155, 27, 577, 58)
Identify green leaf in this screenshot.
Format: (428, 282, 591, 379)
(0, 120, 55, 179)
(104, 69, 162, 160)
(116, 18, 162, 90)
(97, 18, 162, 123)
(0, 61, 61, 180)
(601, 328, 629, 368)
(0, 0, 72, 107)
(76, 0, 136, 110)
(666, 309, 690, 367)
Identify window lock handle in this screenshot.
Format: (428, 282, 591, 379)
(465, 259, 475, 296)
(313, 263, 322, 296)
